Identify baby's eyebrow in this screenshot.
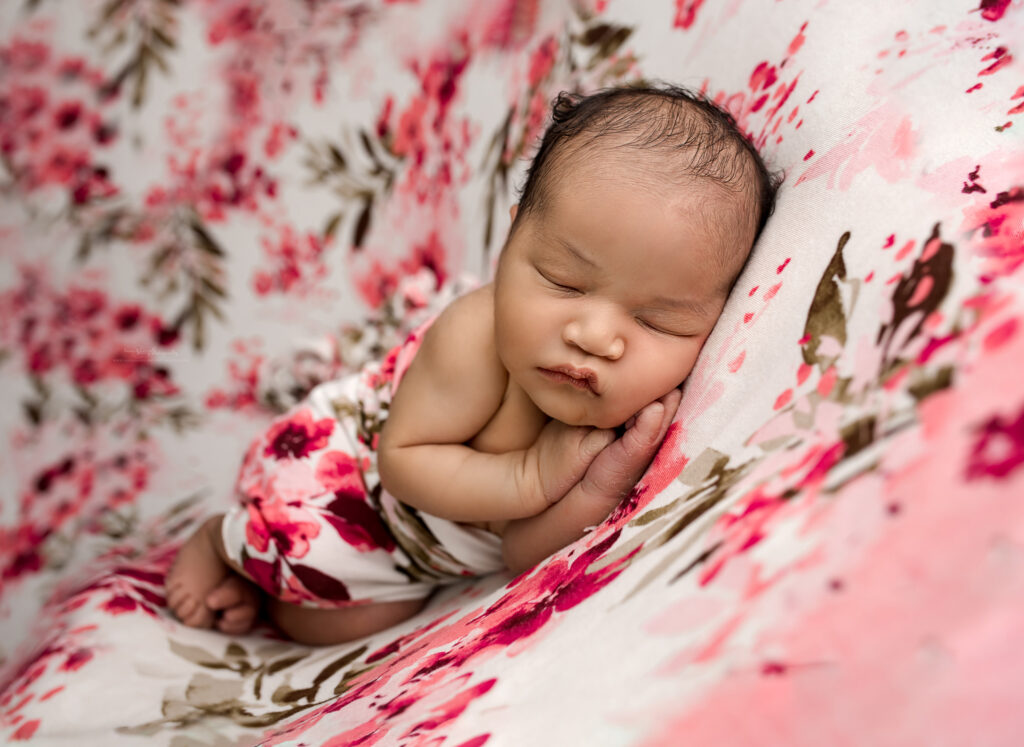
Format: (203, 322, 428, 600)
(555, 237, 597, 268)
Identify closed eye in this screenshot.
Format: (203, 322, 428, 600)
(637, 317, 690, 337)
(537, 268, 581, 294)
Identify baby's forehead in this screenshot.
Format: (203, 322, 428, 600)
(540, 167, 756, 298)
(560, 141, 758, 201)
(555, 150, 759, 237)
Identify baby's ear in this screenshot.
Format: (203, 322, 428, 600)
(509, 204, 519, 222)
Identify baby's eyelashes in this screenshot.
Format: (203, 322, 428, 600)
(537, 268, 582, 294)
(635, 317, 690, 337)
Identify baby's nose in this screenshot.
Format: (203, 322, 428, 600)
(563, 318, 625, 360)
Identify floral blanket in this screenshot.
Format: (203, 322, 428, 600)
(1, 1, 1021, 744)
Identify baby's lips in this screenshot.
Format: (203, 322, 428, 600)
(543, 364, 600, 393)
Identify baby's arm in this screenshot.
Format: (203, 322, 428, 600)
(501, 389, 681, 573)
(378, 289, 610, 522)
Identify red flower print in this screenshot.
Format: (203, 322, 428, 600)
(263, 408, 335, 460)
(674, 0, 708, 30)
(289, 563, 351, 602)
(0, 35, 119, 206)
(966, 404, 1024, 480)
(102, 594, 138, 615)
(978, 0, 1011, 22)
(323, 494, 396, 552)
(0, 267, 184, 414)
(60, 648, 93, 672)
(242, 553, 281, 596)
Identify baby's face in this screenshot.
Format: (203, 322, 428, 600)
(494, 161, 753, 429)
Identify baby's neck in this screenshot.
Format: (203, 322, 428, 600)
(467, 373, 549, 454)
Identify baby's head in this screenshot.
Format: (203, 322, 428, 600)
(494, 84, 780, 428)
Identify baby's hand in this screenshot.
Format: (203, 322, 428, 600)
(521, 421, 616, 512)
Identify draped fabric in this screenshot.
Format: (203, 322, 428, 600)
(1, 1, 1021, 744)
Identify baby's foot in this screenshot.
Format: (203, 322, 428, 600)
(206, 576, 262, 636)
(165, 517, 228, 629)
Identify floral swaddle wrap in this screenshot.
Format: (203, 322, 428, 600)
(220, 318, 506, 608)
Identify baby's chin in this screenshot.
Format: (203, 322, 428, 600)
(537, 401, 630, 430)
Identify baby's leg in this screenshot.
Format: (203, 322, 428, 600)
(266, 596, 427, 646)
(165, 515, 261, 634)
(169, 514, 423, 642)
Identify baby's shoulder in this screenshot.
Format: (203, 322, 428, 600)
(411, 284, 502, 383)
(424, 284, 496, 354)
(437, 284, 494, 325)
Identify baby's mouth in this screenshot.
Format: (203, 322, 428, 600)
(538, 365, 599, 395)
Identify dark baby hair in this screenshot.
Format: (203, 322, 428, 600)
(515, 83, 782, 242)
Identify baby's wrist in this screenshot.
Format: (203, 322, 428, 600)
(512, 448, 549, 516)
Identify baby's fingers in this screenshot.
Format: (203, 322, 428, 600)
(654, 389, 682, 440)
(581, 427, 616, 459)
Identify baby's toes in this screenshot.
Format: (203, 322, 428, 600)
(206, 576, 258, 612)
(166, 585, 194, 618)
(173, 594, 215, 628)
(216, 605, 257, 636)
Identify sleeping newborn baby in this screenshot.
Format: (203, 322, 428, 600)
(165, 84, 779, 645)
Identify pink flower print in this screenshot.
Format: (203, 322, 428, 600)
(392, 94, 430, 162)
(377, 346, 399, 387)
(356, 260, 401, 309)
(966, 403, 1024, 480)
(315, 450, 366, 498)
(236, 437, 269, 502)
(355, 234, 448, 310)
(963, 185, 1024, 280)
(263, 408, 335, 460)
(5, 37, 50, 71)
(251, 224, 328, 297)
(265, 458, 326, 505)
(400, 231, 448, 290)
(527, 36, 558, 88)
(609, 420, 687, 523)
(243, 494, 320, 559)
(698, 486, 787, 586)
(204, 337, 265, 412)
(39, 144, 90, 186)
(407, 530, 632, 678)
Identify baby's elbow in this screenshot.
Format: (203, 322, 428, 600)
(376, 435, 401, 499)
